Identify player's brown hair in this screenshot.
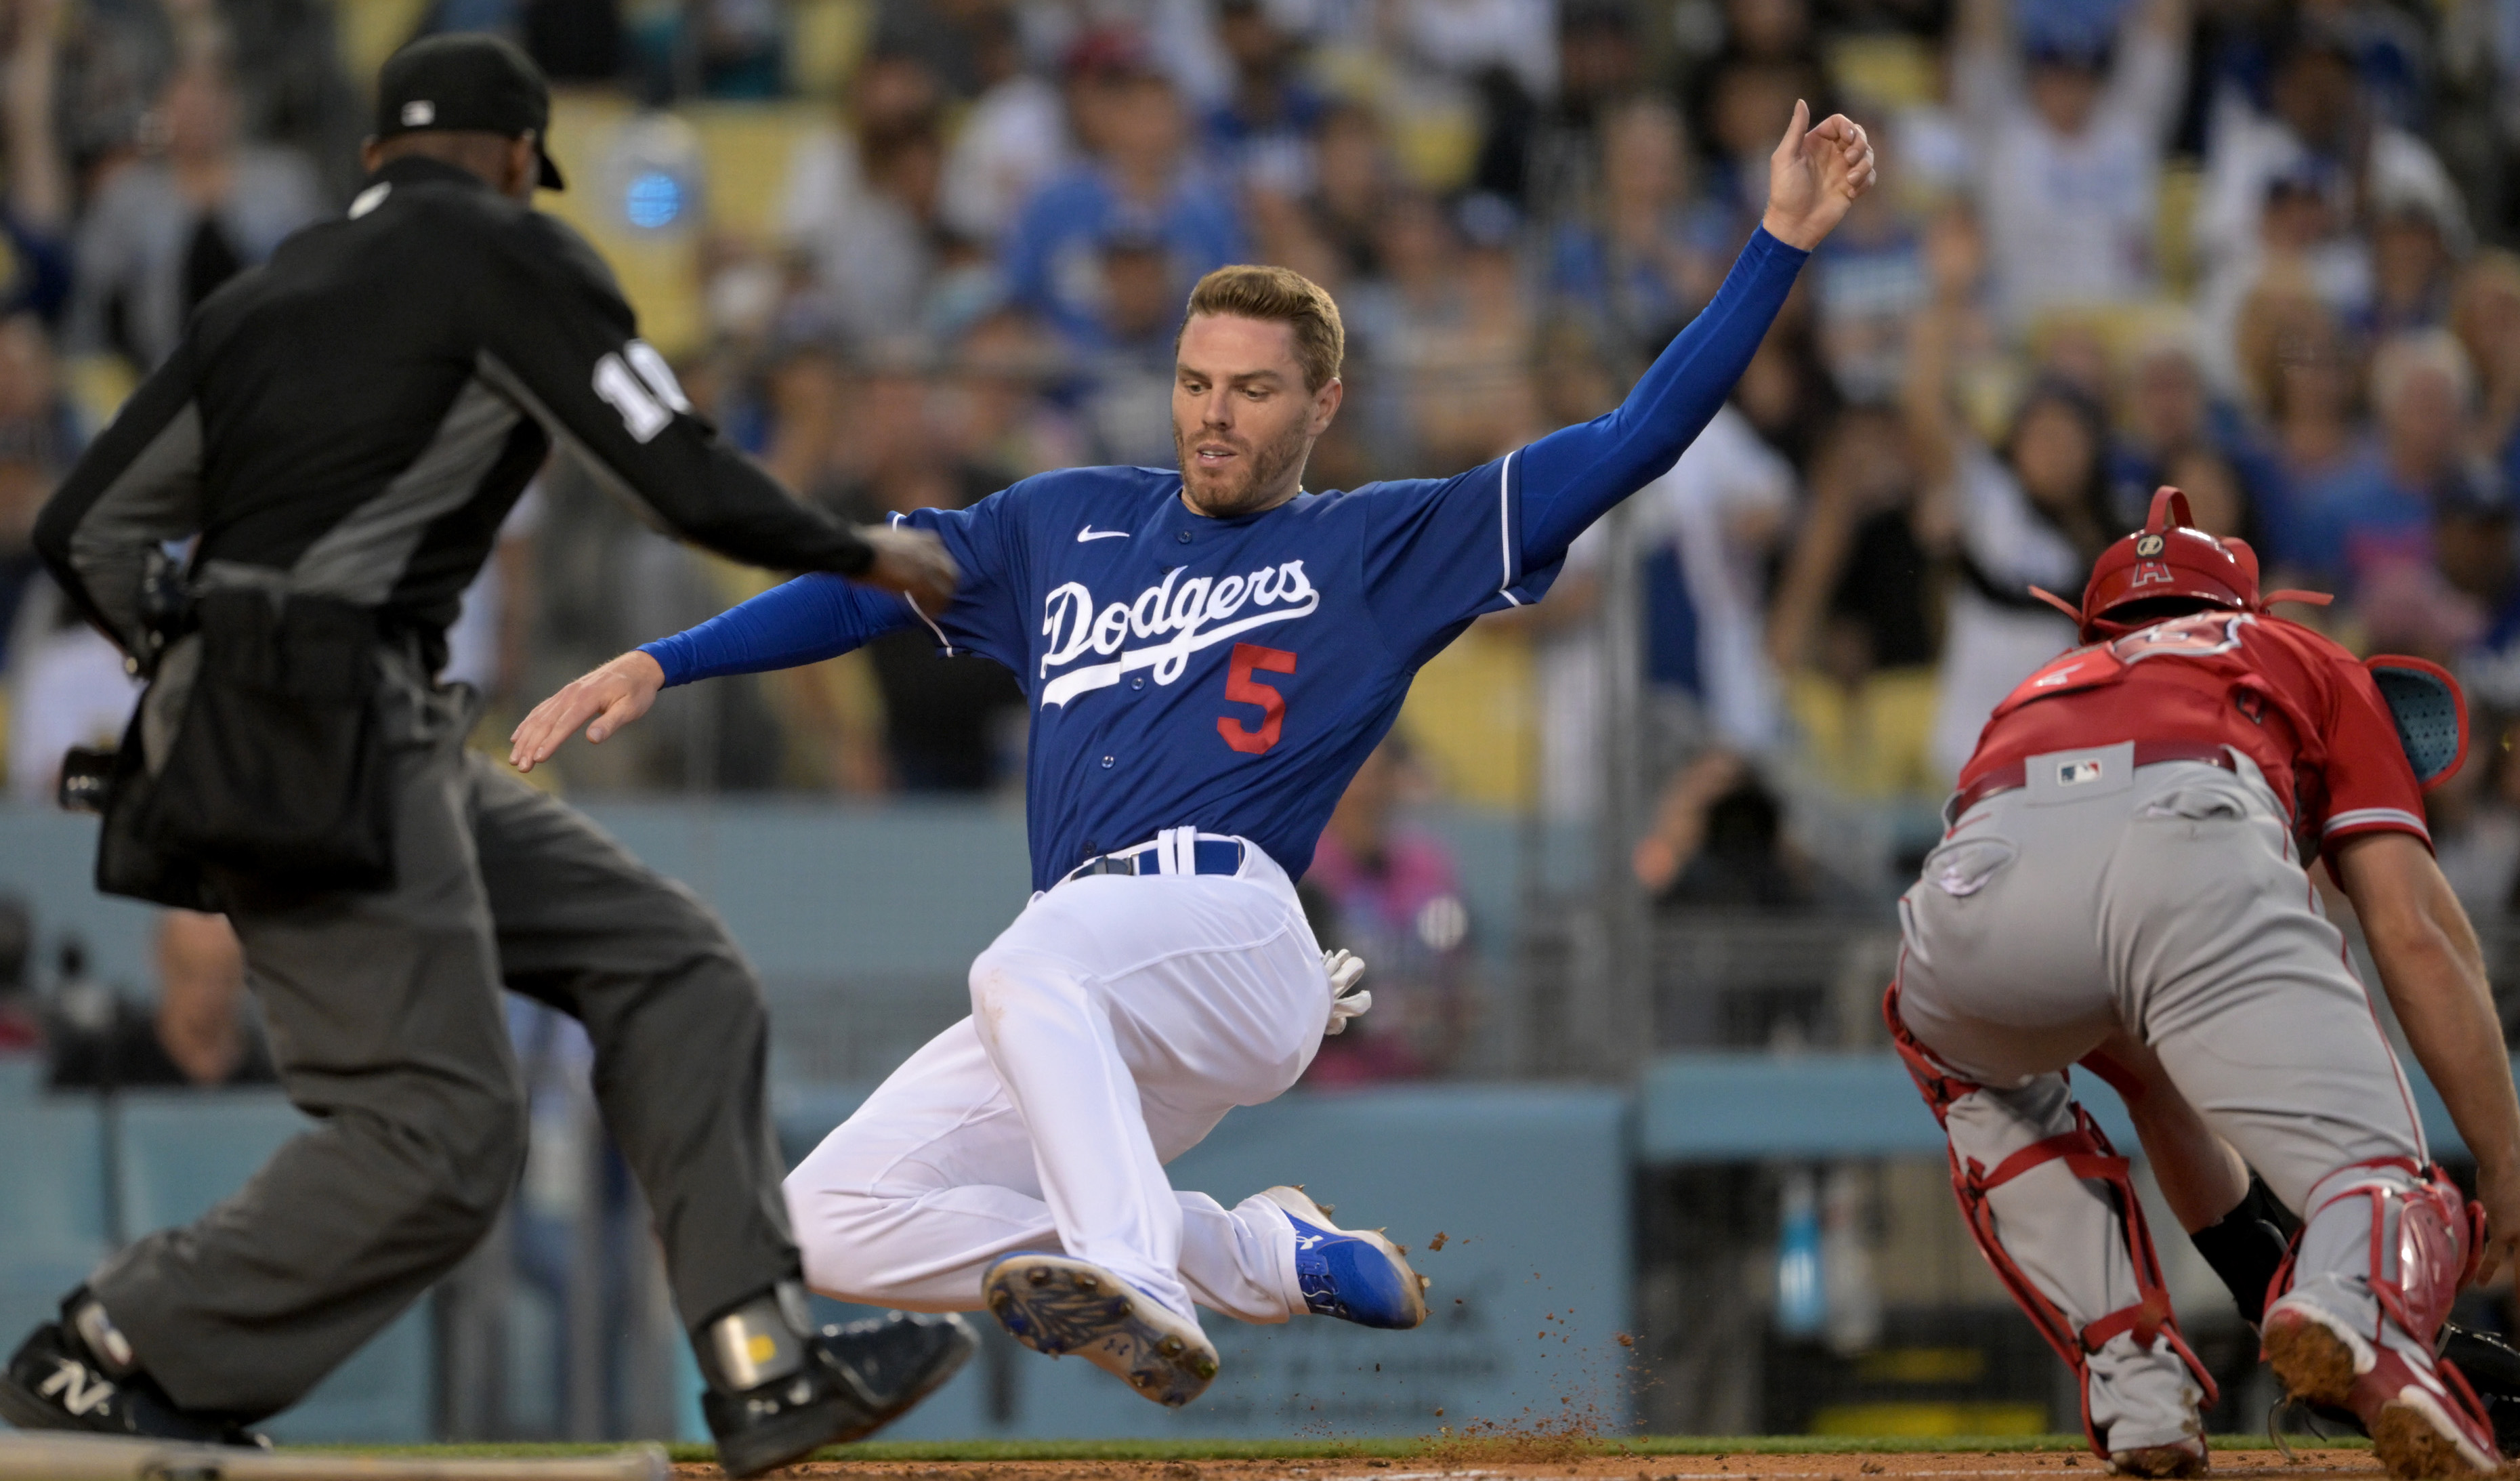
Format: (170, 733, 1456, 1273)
(1179, 266, 1345, 392)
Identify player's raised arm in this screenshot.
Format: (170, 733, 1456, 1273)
(1515, 102, 1874, 570)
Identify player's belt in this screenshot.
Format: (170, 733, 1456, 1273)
(1948, 740, 2237, 821)
(1061, 827, 1247, 885)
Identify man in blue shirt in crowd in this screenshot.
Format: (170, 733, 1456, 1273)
(512, 102, 1874, 1409)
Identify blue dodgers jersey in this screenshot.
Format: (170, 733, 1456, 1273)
(896, 459, 1559, 890)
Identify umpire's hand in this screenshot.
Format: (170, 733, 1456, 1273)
(858, 523, 959, 613)
(509, 648, 667, 774)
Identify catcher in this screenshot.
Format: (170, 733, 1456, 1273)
(1891, 488, 2520, 1477)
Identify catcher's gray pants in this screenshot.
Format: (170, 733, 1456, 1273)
(1895, 749, 2428, 1450)
(89, 668, 797, 1418)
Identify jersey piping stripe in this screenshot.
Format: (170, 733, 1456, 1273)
(889, 511, 957, 656)
(2321, 806, 2430, 839)
(1496, 450, 1522, 607)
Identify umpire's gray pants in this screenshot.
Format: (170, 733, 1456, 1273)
(1895, 749, 2427, 1450)
(89, 668, 799, 1418)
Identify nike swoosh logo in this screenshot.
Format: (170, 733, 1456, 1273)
(1077, 526, 1129, 543)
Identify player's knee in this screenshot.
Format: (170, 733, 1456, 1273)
(967, 950, 1085, 1041)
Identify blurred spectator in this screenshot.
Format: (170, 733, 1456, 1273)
(6, 577, 138, 801)
(2286, 327, 2482, 595)
(1290, 101, 1391, 287)
(1082, 234, 1188, 465)
(441, 490, 541, 705)
(1547, 95, 1730, 358)
(946, 308, 1089, 482)
(1955, 0, 2188, 330)
(1633, 749, 1822, 906)
(2158, 442, 2265, 550)
(2233, 274, 2364, 554)
(1345, 192, 1533, 474)
(2437, 476, 2520, 709)
(2370, 181, 2463, 334)
(811, 363, 1024, 793)
(1638, 385, 1799, 753)
(0, 317, 62, 669)
(0, 0, 72, 327)
(938, 9, 1072, 245)
(518, 0, 625, 85)
(1471, 0, 1641, 220)
(0, 895, 33, 1052)
(1909, 284, 2111, 778)
(780, 57, 953, 347)
(1769, 403, 1944, 801)
(868, 0, 994, 100)
(66, 56, 322, 373)
(2196, 18, 2466, 337)
(1515, 319, 1628, 822)
(2109, 325, 2284, 528)
(1202, 0, 1324, 191)
(2425, 719, 2520, 916)
(1301, 734, 1474, 1084)
(46, 912, 275, 1090)
(1001, 33, 1243, 349)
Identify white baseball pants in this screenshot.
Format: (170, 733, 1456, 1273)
(785, 839, 1331, 1324)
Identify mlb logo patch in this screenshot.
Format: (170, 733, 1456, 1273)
(2057, 758, 2103, 786)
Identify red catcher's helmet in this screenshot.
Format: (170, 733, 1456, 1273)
(2031, 486, 2329, 642)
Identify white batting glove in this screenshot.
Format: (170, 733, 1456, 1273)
(1322, 948, 1370, 1035)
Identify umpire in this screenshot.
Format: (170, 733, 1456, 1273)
(0, 34, 973, 1476)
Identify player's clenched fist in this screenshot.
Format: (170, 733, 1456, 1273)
(509, 648, 666, 774)
(1761, 100, 1876, 251)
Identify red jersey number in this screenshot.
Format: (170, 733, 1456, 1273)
(1219, 643, 1297, 755)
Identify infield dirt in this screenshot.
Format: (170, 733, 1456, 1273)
(681, 1448, 2382, 1481)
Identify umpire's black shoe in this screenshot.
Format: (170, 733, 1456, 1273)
(0, 1319, 264, 1446)
(703, 1312, 977, 1477)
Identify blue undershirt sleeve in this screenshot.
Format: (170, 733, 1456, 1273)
(1517, 226, 1809, 570)
(638, 573, 919, 686)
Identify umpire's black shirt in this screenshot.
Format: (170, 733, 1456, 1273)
(34, 157, 871, 666)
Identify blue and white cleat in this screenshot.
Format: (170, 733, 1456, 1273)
(1261, 1185, 1430, 1330)
(981, 1252, 1220, 1407)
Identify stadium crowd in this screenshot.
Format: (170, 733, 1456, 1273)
(2, 0, 2520, 925)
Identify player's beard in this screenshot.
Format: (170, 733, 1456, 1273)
(1175, 418, 1309, 519)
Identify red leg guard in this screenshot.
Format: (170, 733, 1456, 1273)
(2277, 1159, 2483, 1347)
(1885, 983, 2221, 1459)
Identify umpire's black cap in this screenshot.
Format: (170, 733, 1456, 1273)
(375, 34, 566, 190)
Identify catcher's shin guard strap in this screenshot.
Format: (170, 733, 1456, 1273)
(1885, 985, 2219, 1456)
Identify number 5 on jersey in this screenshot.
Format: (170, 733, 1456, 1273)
(1219, 643, 1296, 755)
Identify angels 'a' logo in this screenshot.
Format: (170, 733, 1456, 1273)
(2110, 610, 2252, 663)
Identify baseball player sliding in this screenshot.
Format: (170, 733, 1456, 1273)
(512, 104, 1874, 1404)
(1891, 488, 2520, 1478)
